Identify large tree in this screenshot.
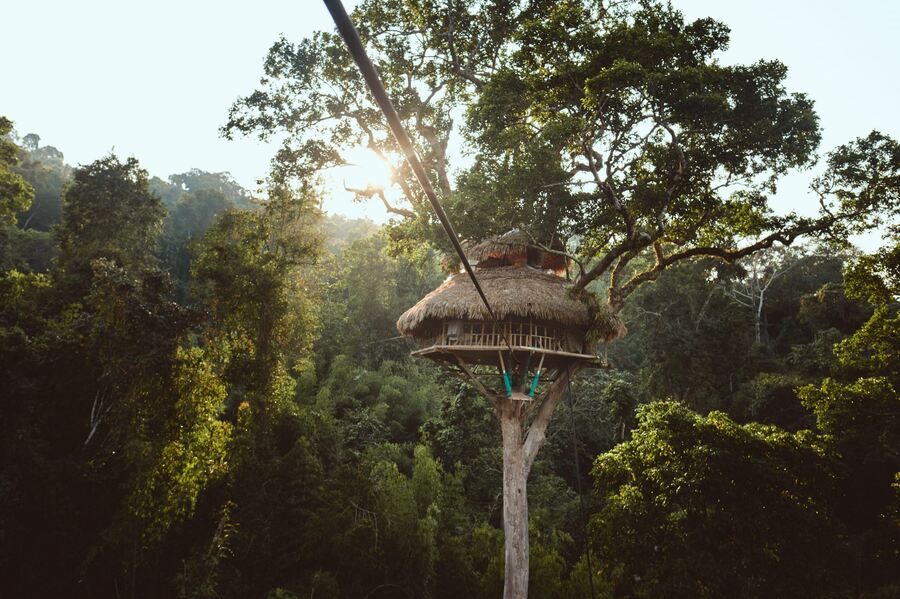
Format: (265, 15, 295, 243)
(191, 184, 322, 408)
(0, 117, 34, 225)
(55, 155, 165, 296)
(225, 1, 899, 595)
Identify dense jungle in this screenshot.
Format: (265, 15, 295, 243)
(1, 1, 898, 597)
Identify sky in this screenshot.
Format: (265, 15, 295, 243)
(4, 0, 899, 233)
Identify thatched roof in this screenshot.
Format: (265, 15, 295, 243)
(463, 229, 570, 273)
(397, 266, 624, 341)
(464, 230, 533, 264)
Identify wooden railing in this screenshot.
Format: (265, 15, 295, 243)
(437, 319, 565, 352)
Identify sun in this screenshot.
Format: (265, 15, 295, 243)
(320, 145, 405, 222)
(339, 145, 394, 191)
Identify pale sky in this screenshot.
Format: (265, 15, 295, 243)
(4, 0, 899, 232)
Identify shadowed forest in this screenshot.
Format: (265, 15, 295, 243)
(2, 1, 899, 598)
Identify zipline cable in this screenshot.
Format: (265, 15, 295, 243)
(322, 0, 508, 351)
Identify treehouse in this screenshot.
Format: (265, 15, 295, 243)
(397, 232, 624, 400)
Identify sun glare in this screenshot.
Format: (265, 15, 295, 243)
(340, 146, 394, 191)
(320, 145, 404, 222)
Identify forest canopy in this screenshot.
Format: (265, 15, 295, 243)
(2, 0, 899, 597)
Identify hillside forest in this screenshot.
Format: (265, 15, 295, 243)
(2, 1, 899, 598)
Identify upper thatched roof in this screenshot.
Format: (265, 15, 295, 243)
(397, 266, 624, 341)
(463, 229, 570, 273)
(464, 230, 532, 264)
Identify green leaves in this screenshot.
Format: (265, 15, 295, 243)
(799, 242, 899, 463)
(130, 347, 232, 543)
(591, 401, 844, 598)
(192, 187, 321, 406)
(55, 156, 165, 297)
(0, 116, 34, 226)
(812, 132, 900, 240)
(225, 0, 896, 324)
(471, 4, 821, 243)
(843, 241, 900, 305)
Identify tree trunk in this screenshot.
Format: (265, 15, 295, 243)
(495, 369, 575, 598)
(755, 288, 764, 345)
(501, 403, 530, 599)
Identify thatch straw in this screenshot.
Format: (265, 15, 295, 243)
(464, 230, 534, 264)
(464, 229, 570, 273)
(397, 266, 624, 341)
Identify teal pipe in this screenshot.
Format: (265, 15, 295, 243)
(528, 370, 542, 397)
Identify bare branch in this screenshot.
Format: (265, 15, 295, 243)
(656, 118, 686, 235)
(343, 182, 415, 218)
(354, 123, 421, 216)
(607, 124, 660, 178)
(695, 285, 718, 333)
(414, 85, 453, 195)
(530, 241, 586, 279)
(583, 142, 634, 237)
(616, 217, 839, 303)
(657, 119, 686, 197)
(541, 178, 596, 190)
(84, 390, 112, 446)
(446, 4, 484, 87)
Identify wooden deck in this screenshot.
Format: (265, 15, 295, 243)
(411, 343, 605, 369)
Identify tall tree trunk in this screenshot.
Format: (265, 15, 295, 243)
(501, 403, 530, 599)
(495, 368, 576, 598)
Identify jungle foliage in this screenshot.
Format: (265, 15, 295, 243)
(0, 123, 897, 597)
(2, 1, 899, 597)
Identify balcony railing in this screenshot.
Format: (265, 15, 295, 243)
(433, 319, 565, 352)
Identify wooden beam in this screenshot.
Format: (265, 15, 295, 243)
(412, 344, 604, 363)
(454, 354, 499, 408)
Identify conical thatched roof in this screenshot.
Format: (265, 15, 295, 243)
(397, 266, 624, 341)
(464, 230, 533, 264)
(463, 229, 570, 273)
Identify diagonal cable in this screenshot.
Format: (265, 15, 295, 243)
(322, 0, 513, 354)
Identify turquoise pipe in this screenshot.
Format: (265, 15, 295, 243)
(528, 370, 542, 397)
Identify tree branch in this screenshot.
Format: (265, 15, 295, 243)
(355, 123, 420, 217)
(616, 218, 836, 303)
(583, 142, 634, 237)
(657, 118, 686, 234)
(573, 233, 652, 292)
(446, 3, 484, 88)
(453, 355, 499, 410)
(609, 248, 639, 290)
(530, 241, 586, 279)
(522, 366, 578, 469)
(343, 182, 415, 218)
(84, 390, 112, 446)
(414, 84, 452, 195)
